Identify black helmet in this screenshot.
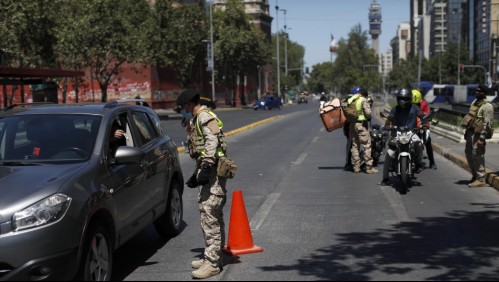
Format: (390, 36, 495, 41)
(397, 88, 412, 108)
(176, 89, 200, 107)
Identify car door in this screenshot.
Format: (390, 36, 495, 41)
(103, 112, 151, 243)
(130, 110, 169, 210)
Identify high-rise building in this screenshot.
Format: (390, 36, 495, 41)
(391, 22, 411, 64)
(369, 0, 382, 55)
(410, 0, 428, 58)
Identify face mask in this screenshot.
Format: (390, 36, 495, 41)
(181, 109, 193, 121)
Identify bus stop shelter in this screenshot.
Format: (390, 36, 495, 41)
(0, 67, 84, 107)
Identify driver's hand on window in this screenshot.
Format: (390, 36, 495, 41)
(114, 129, 125, 140)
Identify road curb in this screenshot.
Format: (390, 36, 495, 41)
(377, 107, 499, 191)
(177, 115, 283, 154)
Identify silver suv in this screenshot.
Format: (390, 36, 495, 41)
(0, 100, 184, 281)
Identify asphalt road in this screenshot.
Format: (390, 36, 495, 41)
(113, 102, 499, 281)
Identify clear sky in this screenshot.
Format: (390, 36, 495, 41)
(268, 0, 410, 69)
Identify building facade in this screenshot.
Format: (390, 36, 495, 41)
(391, 22, 412, 64)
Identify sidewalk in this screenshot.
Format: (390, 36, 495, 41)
(379, 103, 499, 191)
(155, 106, 245, 120)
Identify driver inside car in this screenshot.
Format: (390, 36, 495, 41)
(109, 120, 127, 158)
(381, 88, 426, 186)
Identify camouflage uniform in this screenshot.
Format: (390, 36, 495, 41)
(190, 106, 227, 268)
(465, 100, 494, 183)
(348, 95, 374, 172)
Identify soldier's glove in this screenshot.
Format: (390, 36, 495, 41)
(197, 163, 214, 186)
(186, 172, 198, 188)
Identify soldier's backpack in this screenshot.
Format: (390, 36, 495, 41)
(343, 96, 361, 123)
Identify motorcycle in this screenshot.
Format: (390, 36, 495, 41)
(388, 126, 420, 194)
(349, 122, 387, 169)
(370, 124, 388, 167)
(298, 95, 308, 104)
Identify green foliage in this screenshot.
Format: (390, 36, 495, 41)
(306, 24, 381, 96)
(147, 0, 208, 88)
(387, 42, 482, 91)
(214, 0, 270, 101)
(0, 0, 60, 67)
(1, 0, 272, 104)
(271, 32, 305, 93)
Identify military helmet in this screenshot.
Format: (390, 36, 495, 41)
(412, 89, 423, 104)
(176, 89, 200, 107)
(397, 88, 412, 108)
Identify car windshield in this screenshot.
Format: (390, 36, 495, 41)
(0, 114, 101, 164)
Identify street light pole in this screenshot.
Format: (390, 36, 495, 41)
(280, 9, 288, 76)
(275, 1, 281, 98)
(209, 1, 216, 101)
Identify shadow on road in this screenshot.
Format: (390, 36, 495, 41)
(112, 222, 187, 281)
(259, 204, 499, 280)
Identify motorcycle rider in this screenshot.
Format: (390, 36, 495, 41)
(381, 88, 425, 186)
(412, 89, 437, 170)
(348, 88, 378, 174)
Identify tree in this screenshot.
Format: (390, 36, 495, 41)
(272, 32, 305, 94)
(307, 62, 334, 94)
(146, 0, 208, 88)
(307, 25, 381, 96)
(331, 25, 381, 94)
(213, 0, 270, 106)
(56, 0, 151, 102)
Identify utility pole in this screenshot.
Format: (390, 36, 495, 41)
(275, 1, 281, 98)
(280, 9, 288, 76)
(209, 1, 215, 101)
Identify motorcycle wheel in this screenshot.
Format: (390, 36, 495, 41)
(399, 157, 409, 194)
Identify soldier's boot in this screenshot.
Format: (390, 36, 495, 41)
(192, 264, 221, 279)
(191, 259, 205, 269)
(469, 180, 489, 188)
(366, 168, 378, 174)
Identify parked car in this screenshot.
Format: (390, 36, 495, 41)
(0, 100, 184, 281)
(253, 95, 283, 110)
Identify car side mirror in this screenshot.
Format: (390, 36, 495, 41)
(112, 146, 145, 165)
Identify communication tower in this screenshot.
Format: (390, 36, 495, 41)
(369, 0, 382, 54)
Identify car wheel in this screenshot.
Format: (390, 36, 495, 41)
(78, 223, 113, 281)
(155, 181, 183, 238)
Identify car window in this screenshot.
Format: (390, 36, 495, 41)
(149, 113, 166, 136)
(0, 115, 101, 163)
(108, 113, 135, 159)
(131, 111, 159, 145)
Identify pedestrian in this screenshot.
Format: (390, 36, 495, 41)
(347, 88, 377, 174)
(176, 90, 228, 279)
(462, 84, 495, 188)
(412, 89, 437, 170)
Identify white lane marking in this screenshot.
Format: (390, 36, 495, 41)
(292, 153, 308, 165)
(312, 136, 319, 143)
(380, 186, 411, 222)
(250, 193, 281, 230)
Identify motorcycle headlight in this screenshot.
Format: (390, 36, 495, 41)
(12, 194, 72, 232)
(260, 102, 265, 106)
(399, 133, 411, 145)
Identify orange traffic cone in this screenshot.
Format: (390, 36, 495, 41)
(223, 190, 264, 256)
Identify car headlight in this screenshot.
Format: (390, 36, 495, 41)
(12, 194, 72, 232)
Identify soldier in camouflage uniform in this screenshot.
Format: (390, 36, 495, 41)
(464, 84, 495, 188)
(177, 90, 227, 279)
(348, 88, 378, 174)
